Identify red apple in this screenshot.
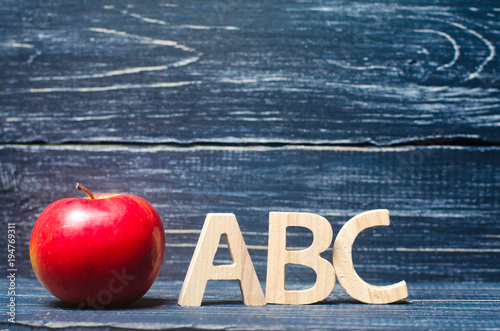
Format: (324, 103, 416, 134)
(30, 183, 165, 308)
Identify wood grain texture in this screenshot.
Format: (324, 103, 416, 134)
(1, 0, 499, 145)
(3, 278, 500, 330)
(1, 144, 498, 282)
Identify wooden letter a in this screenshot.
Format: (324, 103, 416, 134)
(178, 213, 266, 306)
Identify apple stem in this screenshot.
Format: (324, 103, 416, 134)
(76, 183, 96, 199)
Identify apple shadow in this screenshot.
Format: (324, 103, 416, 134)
(47, 296, 175, 310)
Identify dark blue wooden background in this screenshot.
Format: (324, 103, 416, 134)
(1, 0, 499, 287)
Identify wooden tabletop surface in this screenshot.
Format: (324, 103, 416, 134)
(2, 278, 499, 330)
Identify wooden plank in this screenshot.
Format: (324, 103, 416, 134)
(3, 278, 500, 330)
(1, 144, 498, 282)
(1, 1, 499, 145)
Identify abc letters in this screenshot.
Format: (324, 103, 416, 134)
(178, 209, 408, 306)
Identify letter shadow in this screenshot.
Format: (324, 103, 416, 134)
(317, 298, 412, 305)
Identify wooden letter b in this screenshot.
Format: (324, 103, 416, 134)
(266, 212, 335, 304)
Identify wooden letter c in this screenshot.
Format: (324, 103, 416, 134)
(333, 209, 408, 304)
